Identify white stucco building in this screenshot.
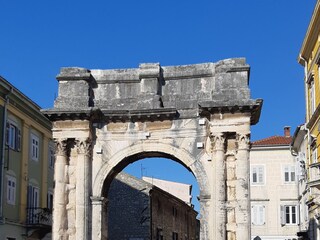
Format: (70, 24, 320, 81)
(250, 127, 299, 240)
(142, 176, 193, 205)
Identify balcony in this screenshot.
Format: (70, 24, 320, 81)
(308, 162, 320, 189)
(26, 207, 52, 227)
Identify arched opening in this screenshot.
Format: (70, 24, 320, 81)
(107, 156, 201, 240)
(94, 151, 208, 240)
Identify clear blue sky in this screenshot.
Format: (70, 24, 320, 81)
(0, 1, 316, 212)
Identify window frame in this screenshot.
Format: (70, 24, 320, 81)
(280, 205, 299, 225)
(6, 175, 16, 205)
(31, 134, 39, 162)
(48, 146, 55, 169)
(309, 78, 316, 116)
(6, 121, 21, 151)
(283, 165, 296, 183)
(251, 165, 265, 185)
(27, 185, 40, 209)
(251, 204, 265, 226)
(312, 145, 318, 164)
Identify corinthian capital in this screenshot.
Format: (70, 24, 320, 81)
(237, 133, 250, 150)
(76, 138, 92, 155)
(210, 133, 226, 151)
(55, 138, 68, 156)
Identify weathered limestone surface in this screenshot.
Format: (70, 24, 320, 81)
(43, 59, 262, 240)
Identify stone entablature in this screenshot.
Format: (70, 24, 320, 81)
(45, 58, 261, 123)
(43, 59, 262, 240)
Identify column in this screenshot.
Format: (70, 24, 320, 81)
(91, 196, 108, 240)
(76, 138, 92, 240)
(211, 133, 226, 240)
(53, 138, 68, 240)
(235, 133, 251, 239)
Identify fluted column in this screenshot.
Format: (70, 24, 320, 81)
(211, 133, 226, 240)
(235, 133, 251, 240)
(53, 138, 68, 240)
(76, 138, 92, 240)
(91, 196, 108, 240)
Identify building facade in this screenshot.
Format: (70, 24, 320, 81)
(108, 172, 198, 240)
(0, 76, 53, 239)
(297, 0, 320, 239)
(142, 176, 193, 205)
(250, 127, 300, 240)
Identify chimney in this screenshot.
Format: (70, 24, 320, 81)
(284, 126, 291, 137)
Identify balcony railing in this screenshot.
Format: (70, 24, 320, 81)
(26, 207, 52, 226)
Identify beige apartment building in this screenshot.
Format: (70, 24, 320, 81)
(250, 127, 299, 240)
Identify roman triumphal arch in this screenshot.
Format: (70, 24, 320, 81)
(43, 58, 262, 240)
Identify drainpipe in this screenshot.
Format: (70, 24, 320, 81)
(0, 87, 13, 222)
(299, 55, 309, 120)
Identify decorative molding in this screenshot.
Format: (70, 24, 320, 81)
(76, 138, 92, 155)
(91, 196, 108, 207)
(237, 133, 250, 150)
(210, 133, 226, 151)
(55, 138, 68, 156)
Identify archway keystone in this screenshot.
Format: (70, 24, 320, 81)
(43, 58, 262, 240)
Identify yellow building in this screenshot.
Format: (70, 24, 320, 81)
(296, 0, 320, 239)
(0, 76, 54, 239)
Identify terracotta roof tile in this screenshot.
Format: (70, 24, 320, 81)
(252, 136, 292, 146)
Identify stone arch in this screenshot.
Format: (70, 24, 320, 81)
(44, 59, 262, 240)
(92, 141, 210, 199)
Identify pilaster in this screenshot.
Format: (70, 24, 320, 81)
(53, 138, 69, 240)
(235, 133, 251, 240)
(75, 138, 92, 240)
(210, 132, 227, 240)
(91, 196, 108, 240)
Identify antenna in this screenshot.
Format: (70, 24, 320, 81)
(141, 164, 146, 178)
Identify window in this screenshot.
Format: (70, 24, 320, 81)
(48, 147, 55, 169)
(284, 165, 296, 183)
(309, 79, 316, 115)
(172, 232, 178, 240)
(6, 176, 16, 205)
(281, 205, 298, 225)
(172, 206, 178, 217)
(312, 146, 318, 164)
(31, 134, 39, 161)
(47, 191, 53, 210)
(27, 185, 39, 209)
(251, 165, 265, 185)
(251, 205, 265, 225)
(6, 122, 21, 151)
(156, 228, 163, 240)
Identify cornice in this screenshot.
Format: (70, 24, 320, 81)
(299, 0, 320, 65)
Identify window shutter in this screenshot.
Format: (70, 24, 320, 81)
(16, 128, 21, 151)
(296, 205, 300, 225)
(259, 206, 265, 225)
(251, 206, 256, 225)
(258, 166, 264, 183)
(291, 166, 296, 182)
(27, 185, 33, 208)
(280, 205, 285, 225)
(5, 122, 9, 146)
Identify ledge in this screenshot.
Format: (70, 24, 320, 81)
(42, 107, 178, 122)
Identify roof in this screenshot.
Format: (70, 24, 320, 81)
(298, 0, 320, 65)
(252, 136, 292, 146)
